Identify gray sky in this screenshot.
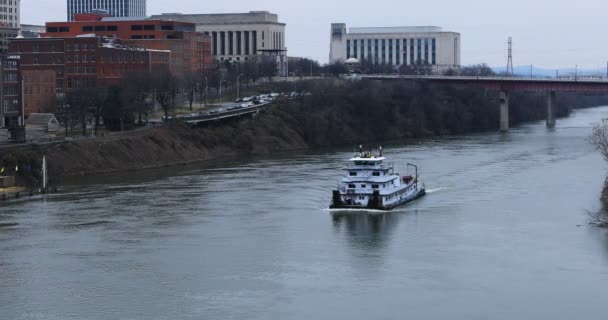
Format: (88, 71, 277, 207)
(22, 0, 608, 68)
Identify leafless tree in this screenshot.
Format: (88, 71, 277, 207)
(590, 123, 608, 227)
(151, 68, 178, 121)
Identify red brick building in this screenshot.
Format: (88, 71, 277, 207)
(8, 36, 170, 117)
(44, 14, 212, 74)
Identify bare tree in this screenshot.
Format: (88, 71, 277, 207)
(591, 124, 608, 161)
(590, 123, 608, 227)
(123, 71, 152, 125)
(179, 70, 199, 111)
(151, 68, 178, 121)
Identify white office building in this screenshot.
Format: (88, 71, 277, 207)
(67, 0, 146, 21)
(151, 11, 288, 76)
(330, 23, 460, 70)
(0, 0, 19, 54)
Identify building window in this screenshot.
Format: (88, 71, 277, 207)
(410, 39, 414, 65)
(83, 26, 93, 32)
(424, 38, 429, 64)
(220, 31, 226, 55)
(46, 27, 58, 33)
(374, 39, 379, 64)
(143, 25, 155, 31)
(432, 38, 436, 65)
(131, 25, 143, 31)
(395, 39, 400, 65)
(346, 39, 351, 58)
(228, 31, 234, 56)
(417, 39, 422, 64)
(107, 26, 118, 31)
(388, 39, 393, 65)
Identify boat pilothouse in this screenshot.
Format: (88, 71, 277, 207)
(330, 146, 426, 210)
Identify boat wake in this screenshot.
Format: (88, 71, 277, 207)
(426, 187, 445, 194)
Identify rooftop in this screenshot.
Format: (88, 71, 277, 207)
(150, 11, 283, 25)
(349, 26, 444, 34)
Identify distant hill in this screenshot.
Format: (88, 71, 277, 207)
(492, 66, 607, 77)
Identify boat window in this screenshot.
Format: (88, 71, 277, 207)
(373, 172, 380, 176)
(349, 172, 357, 176)
(348, 184, 356, 188)
(372, 184, 379, 189)
(361, 185, 366, 188)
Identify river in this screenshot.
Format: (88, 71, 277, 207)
(2, 107, 608, 320)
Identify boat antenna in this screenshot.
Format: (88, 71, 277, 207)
(379, 146, 383, 157)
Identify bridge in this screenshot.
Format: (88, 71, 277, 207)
(360, 75, 608, 131)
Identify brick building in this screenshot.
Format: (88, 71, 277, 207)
(0, 54, 25, 142)
(44, 14, 211, 73)
(7, 36, 170, 117)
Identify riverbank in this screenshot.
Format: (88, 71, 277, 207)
(1, 79, 605, 185)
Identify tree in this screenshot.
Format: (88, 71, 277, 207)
(122, 71, 152, 125)
(324, 62, 348, 77)
(460, 64, 496, 77)
(288, 58, 321, 77)
(180, 70, 200, 111)
(65, 87, 107, 136)
(151, 68, 178, 121)
(590, 123, 608, 227)
(102, 85, 134, 131)
(399, 60, 432, 76)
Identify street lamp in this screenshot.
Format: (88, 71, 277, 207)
(204, 76, 208, 108)
(236, 74, 244, 100)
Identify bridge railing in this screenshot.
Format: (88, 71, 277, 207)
(360, 74, 608, 84)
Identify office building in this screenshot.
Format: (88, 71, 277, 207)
(329, 23, 460, 70)
(7, 36, 170, 117)
(0, 0, 20, 54)
(151, 11, 288, 76)
(67, 0, 146, 21)
(44, 13, 212, 74)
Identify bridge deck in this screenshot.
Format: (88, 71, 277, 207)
(361, 75, 608, 94)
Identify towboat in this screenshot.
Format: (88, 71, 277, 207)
(330, 146, 426, 210)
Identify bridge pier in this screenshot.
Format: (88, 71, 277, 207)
(499, 91, 510, 132)
(547, 91, 556, 129)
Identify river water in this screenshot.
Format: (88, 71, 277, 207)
(2, 107, 608, 319)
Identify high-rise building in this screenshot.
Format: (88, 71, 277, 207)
(67, 0, 146, 21)
(329, 23, 460, 71)
(0, 0, 20, 54)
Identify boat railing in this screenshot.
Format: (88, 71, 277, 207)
(345, 163, 393, 170)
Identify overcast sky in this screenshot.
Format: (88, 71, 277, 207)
(22, 0, 608, 68)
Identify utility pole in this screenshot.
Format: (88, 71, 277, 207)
(530, 64, 533, 78)
(506, 37, 514, 77)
